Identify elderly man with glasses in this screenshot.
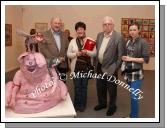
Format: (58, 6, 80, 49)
(94, 16, 126, 116)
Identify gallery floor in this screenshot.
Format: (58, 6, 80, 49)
(5, 69, 155, 118)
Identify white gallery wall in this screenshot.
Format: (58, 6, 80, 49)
(5, 5, 24, 72)
(5, 5, 155, 72)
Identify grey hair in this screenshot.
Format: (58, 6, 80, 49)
(50, 17, 62, 24)
(103, 16, 115, 25)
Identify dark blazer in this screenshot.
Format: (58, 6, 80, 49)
(96, 30, 126, 75)
(39, 29, 69, 69)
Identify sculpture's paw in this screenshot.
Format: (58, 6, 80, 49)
(9, 98, 15, 107)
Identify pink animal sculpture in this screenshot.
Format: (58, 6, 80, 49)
(5, 52, 68, 114)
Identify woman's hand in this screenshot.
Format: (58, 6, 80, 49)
(76, 52, 83, 57)
(122, 56, 132, 62)
(81, 49, 87, 56)
(122, 56, 145, 63)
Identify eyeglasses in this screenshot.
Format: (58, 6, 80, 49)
(103, 23, 113, 26)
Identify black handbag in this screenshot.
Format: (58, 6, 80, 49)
(75, 56, 88, 72)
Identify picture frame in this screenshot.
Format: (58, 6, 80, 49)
(129, 18, 136, 25)
(142, 19, 149, 25)
(142, 25, 149, 31)
(149, 32, 155, 38)
(149, 19, 155, 25)
(5, 24, 12, 46)
(121, 25, 129, 31)
(141, 31, 149, 38)
(136, 19, 143, 26)
(124, 32, 129, 38)
(149, 25, 155, 31)
(35, 23, 48, 32)
(122, 18, 129, 25)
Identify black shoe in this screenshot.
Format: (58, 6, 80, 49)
(74, 106, 80, 112)
(94, 104, 107, 111)
(106, 107, 117, 116)
(79, 107, 86, 112)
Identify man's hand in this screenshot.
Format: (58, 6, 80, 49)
(34, 33, 44, 42)
(59, 57, 65, 63)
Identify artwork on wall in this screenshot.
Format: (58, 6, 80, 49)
(35, 23, 48, 32)
(121, 18, 155, 57)
(5, 24, 12, 46)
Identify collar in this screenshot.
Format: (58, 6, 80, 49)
(51, 28, 61, 35)
(130, 36, 140, 43)
(104, 31, 113, 38)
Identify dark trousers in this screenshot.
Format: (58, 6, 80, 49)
(96, 63, 117, 109)
(73, 77, 89, 109)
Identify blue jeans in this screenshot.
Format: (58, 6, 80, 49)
(128, 80, 142, 118)
(73, 78, 89, 109)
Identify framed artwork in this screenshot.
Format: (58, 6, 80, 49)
(136, 19, 143, 26)
(129, 18, 136, 25)
(35, 23, 48, 32)
(149, 19, 155, 25)
(142, 25, 149, 31)
(124, 32, 129, 38)
(149, 25, 155, 31)
(5, 24, 12, 46)
(121, 18, 155, 57)
(121, 25, 129, 31)
(141, 32, 149, 38)
(149, 32, 155, 38)
(122, 18, 129, 25)
(146, 38, 155, 56)
(142, 19, 149, 25)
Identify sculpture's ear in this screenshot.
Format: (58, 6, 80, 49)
(17, 52, 29, 64)
(34, 53, 46, 67)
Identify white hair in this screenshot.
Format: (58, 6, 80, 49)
(50, 17, 62, 24)
(103, 16, 115, 25)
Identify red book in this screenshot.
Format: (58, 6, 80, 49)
(83, 38, 96, 51)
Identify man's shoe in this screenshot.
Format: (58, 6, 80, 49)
(79, 107, 86, 112)
(74, 106, 80, 112)
(94, 104, 107, 111)
(106, 108, 117, 116)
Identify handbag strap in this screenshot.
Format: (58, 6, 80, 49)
(76, 37, 83, 51)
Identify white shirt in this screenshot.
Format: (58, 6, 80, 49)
(98, 31, 113, 64)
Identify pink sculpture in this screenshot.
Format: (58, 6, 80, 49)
(5, 52, 68, 114)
